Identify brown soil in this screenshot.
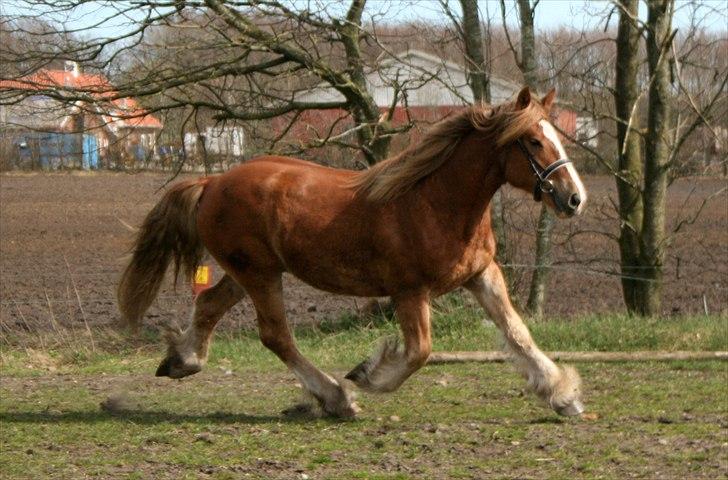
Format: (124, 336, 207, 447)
(1, 171, 726, 331)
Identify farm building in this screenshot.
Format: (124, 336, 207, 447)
(271, 50, 584, 163)
(183, 125, 246, 169)
(295, 49, 522, 106)
(0, 61, 162, 170)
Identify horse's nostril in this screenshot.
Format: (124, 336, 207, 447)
(569, 193, 581, 209)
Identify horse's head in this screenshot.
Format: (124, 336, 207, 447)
(503, 87, 587, 218)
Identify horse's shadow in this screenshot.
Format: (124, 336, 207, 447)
(0, 408, 352, 426)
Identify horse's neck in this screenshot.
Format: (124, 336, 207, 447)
(414, 133, 504, 237)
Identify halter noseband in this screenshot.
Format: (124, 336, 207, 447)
(516, 138, 572, 202)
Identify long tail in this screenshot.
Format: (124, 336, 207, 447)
(117, 178, 209, 330)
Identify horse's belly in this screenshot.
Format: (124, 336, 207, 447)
(280, 246, 394, 297)
(288, 268, 389, 297)
(281, 236, 491, 299)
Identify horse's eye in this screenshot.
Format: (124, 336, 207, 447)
(530, 139, 542, 148)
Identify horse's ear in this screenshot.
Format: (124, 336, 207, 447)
(541, 88, 556, 112)
(515, 87, 531, 110)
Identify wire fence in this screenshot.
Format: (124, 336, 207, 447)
(1, 258, 724, 335)
(0, 261, 650, 308)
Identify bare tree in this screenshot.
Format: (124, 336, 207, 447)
(636, 0, 675, 315)
(614, 0, 645, 313)
(609, 0, 727, 315)
(458, 0, 490, 102)
(545, 0, 727, 315)
(452, 0, 512, 281)
(498, 0, 556, 317)
(1, 1, 427, 167)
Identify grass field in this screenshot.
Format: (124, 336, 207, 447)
(1, 304, 727, 479)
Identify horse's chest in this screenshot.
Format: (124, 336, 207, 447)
(427, 234, 494, 294)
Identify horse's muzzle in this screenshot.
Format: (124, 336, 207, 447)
(546, 187, 584, 218)
(565, 192, 582, 215)
(555, 398, 585, 416)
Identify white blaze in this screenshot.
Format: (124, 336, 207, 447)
(539, 120, 587, 213)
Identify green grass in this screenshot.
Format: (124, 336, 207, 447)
(1, 305, 727, 479)
(2, 294, 726, 376)
(1, 361, 726, 479)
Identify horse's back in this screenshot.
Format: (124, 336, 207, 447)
(231, 155, 355, 179)
(196, 156, 384, 291)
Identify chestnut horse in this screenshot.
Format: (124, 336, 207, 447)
(118, 87, 587, 418)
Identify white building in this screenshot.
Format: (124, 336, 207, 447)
(295, 49, 522, 107)
(184, 125, 245, 157)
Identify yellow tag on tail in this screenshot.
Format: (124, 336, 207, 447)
(194, 266, 210, 285)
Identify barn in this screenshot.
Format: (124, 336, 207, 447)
(272, 49, 579, 163)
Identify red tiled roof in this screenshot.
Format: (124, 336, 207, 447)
(0, 69, 162, 129)
(109, 98, 163, 129)
(0, 70, 112, 94)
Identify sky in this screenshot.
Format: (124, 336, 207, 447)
(2, 0, 726, 41)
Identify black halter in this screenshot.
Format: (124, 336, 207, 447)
(516, 138, 572, 202)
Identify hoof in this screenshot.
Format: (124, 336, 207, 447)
(155, 357, 172, 377)
(345, 359, 372, 388)
(317, 379, 360, 419)
(282, 403, 316, 418)
(322, 401, 360, 419)
(345, 336, 404, 393)
(555, 399, 585, 417)
(155, 355, 201, 379)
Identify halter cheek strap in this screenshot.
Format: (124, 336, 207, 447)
(516, 139, 572, 202)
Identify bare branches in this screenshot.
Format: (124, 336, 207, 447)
(1, 0, 724, 178)
(499, 0, 521, 69)
(671, 185, 727, 235)
(2, 0, 422, 165)
(212, 100, 348, 121)
(668, 39, 728, 167)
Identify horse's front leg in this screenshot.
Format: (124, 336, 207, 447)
(465, 262, 584, 416)
(346, 292, 431, 392)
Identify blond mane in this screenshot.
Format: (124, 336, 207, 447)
(351, 99, 545, 202)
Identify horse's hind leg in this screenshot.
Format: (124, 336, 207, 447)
(157, 274, 245, 379)
(465, 262, 584, 416)
(243, 275, 358, 418)
(346, 293, 431, 392)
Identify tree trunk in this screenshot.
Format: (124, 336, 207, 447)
(516, 0, 538, 88)
(340, 0, 392, 164)
(459, 0, 490, 103)
(515, 0, 554, 317)
(613, 0, 674, 316)
(614, 0, 645, 313)
(526, 206, 554, 316)
(640, 0, 674, 316)
(459, 0, 510, 274)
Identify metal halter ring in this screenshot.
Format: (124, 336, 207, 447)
(539, 179, 555, 194)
